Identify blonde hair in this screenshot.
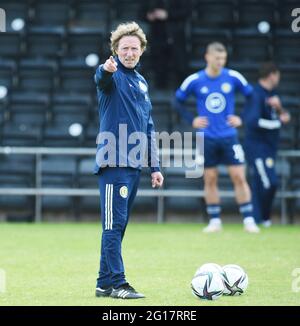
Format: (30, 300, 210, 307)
(206, 42, 227, 54)
(110, 22, 147, 55)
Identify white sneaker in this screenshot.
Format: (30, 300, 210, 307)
(262, 220, 272, 228)
(203, 219, 222, 233)
(244, 217, 260, 233)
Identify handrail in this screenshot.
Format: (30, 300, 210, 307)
(0, 147, 299, 223)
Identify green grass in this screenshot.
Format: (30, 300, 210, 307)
(0, 222, 299, 306)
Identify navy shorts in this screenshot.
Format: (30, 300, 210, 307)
(204, 136, 245, 168)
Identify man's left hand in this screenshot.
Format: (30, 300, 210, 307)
(279, 111, 291, 124)
(267, 96, 282, 112)
(151, 171, 164, 188)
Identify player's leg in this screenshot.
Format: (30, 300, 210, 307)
(203, 137, 222, 232)
(96, 168, 133, 294)
(96, 169, 114, 296)
(203, 170, 222, 232)
(254, 157, 278, 227)
(227, 164, 260, 233)
(222, 137, 259, 233)
(101, 167, 144, 299)
(250, 167, 264, 224)
(121, 168, 140, 240)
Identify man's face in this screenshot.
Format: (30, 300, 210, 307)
(270, 71, 280, 88)
(116, 36, 143, 69)
(205, 50, 227, 71)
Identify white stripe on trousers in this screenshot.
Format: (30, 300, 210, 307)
(255, 158, 270, 189)
(105, 184, 113, 230)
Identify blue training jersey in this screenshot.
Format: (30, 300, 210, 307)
(175, 68, 252, 139)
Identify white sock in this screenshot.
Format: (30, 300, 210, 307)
(209, 218, 222, 225)
(244, 217, 255, 225)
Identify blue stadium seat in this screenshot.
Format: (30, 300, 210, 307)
(1, 121, 42, 146)
(192, 0, 237, 28)
(59, 59, 95, 94)
(189, 28, 231, 69)
(41, 155, 77, 212)
(0, 32, 23, 58)
(274, 29, 300, 63)
(232, 28, 272, 62)
(17, 59, 57, 93)
(84, 121, 98, 147)
(26, 26, 65, 58)
(43, 122, 83, 147)
(0, 59, 16, 89)
(237, 0, 277, 27)
(51, 93, 91, 125)
(67, 26, 104, 59)
(7, 92, 49, 125)
(278, 64, 300, 96)
(0, 0, 30, 29)
(31, 0, 71, 27)
(74, 0, 110, 29)
(277, 0, 299, 28)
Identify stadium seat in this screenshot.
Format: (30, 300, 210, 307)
(164, 166, 204, 214)
(67, 26, 104, 59)
(0, 59, 16, 89)
(43, 122, 83, 147)
(0, 0, 30, 29)
(41, 155, 77, 212)
(26, 26, 65, 58)
(84, 121, 98, 147)
(31, 0, 71, 27)
(112, 0, 142, 22)
(189, 28, 231, 69)
(73, 0, 110, 29)
(277, 0, 299, 28)
(7, 92, 49, 125)
(237, 0, 277, 27)
(0, 32, 23, 58)
(192, 0, 237, 28)
(278, 64, 300, 96)
(1, 121, 42, 146)
(17, 59, 57, 93)
(51, 93, 91, 125)
(0, 154, 35, 209)
(59, 59, 95, 94)
(232, 28, 272, 62)
(273, 29, 300, 63)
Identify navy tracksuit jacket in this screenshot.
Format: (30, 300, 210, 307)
(94, 57, 160, 288)
(243, 83, 281, 223)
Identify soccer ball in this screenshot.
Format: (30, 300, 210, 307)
(222, 264, 248, 296)
(191, 271, 225, 300)
(194, 263, 224, 277)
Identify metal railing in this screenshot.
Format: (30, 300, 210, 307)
(0, 146, 299, 223)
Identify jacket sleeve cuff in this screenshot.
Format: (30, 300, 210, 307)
(150, 167, 161, 174)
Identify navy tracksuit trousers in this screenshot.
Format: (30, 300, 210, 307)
(244, 142, 278, 224)
(96, 167, 140, 289)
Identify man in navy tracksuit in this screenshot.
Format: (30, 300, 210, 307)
(243, 63, 290, 226)
(94, 22, 164, 299)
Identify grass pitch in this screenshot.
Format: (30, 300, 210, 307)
(0, 222, 299, 306)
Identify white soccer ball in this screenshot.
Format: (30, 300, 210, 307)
(191, 271, 225, 300)
(194, 262, 224, 277)
(222, 264, 248, 296)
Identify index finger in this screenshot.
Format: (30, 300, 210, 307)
(110, 56, 115, 63)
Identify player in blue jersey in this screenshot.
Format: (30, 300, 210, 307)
(94, 22, 164, 299)
(243, 62, 290, 227)
(174, 42, 260, 233)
